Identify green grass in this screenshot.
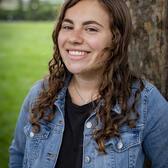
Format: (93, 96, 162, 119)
(0, 21, 54, 167)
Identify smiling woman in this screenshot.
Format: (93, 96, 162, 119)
(58, 0, 112, 76)
(9, 0, 168, 168)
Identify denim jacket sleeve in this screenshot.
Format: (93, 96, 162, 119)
(142, 84, 168, 167)
(9, 80, 43, 168)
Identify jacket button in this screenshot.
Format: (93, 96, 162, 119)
(59, 120, 63, 124)
(86, 122, 92, 129)
(85, 156, 91, 163)
(30, 131, 34, 138)
(117, 140, 123, 149)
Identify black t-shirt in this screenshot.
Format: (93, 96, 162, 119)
(55, 90, 95, 168)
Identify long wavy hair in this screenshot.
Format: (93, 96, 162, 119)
(30, 0, 144, 153)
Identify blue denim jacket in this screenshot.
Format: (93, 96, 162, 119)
(9, 79, 168, 168)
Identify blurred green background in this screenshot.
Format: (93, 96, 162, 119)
(0, 21, 54, 167)
(0, 1, 63, 167)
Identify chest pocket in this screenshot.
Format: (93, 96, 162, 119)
(24, 123, 51, 140)
(109, 126, 142, 153)
(92, 125, 144, 168)
(23, 122, 52, 166)
(92, 124, 143, 153)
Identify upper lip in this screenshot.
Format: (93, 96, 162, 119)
(66, 49, 91, 53)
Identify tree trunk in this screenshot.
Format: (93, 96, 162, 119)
(125, 0, 168, 167)
(165, 0, 168, 99)
(125, 0, 168, 100)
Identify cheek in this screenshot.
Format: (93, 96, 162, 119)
(87, 38, 103, 51)
(87, 36, 112, 52)
(58, 32, 66, 49)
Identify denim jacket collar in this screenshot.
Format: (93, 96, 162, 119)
(53, 72, 142, 118)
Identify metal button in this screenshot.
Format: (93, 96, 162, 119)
(30, 131, 34, 138)
(59, 120, 63, 124)
(117, 139, 123, 149)
(85, 156, 91, 163)
(86, 122, 92, 129)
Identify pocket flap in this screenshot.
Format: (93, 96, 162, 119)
(24, 123, 51, 139)
(104, 125, 143, 153)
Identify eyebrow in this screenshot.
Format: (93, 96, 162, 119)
(62, 18, 104, 27)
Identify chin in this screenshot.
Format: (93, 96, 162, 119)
(66, 67, 82, 74)
(67, 69, 84, 75)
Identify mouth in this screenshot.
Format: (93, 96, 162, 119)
(66, 49, 91, 60)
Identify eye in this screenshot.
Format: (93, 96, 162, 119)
(61, 25, 73, 30)
(85, 27, 99, 33)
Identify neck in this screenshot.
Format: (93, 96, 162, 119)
(68, 72, 102, 105)
(73, 75, 99, 91)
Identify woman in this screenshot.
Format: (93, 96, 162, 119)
(9, 0, 168, 167)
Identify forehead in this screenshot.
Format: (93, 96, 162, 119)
(64, 0, 110, 25)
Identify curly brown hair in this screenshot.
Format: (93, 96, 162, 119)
(30, 0, 144, 153)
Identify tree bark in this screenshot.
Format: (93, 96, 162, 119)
(125, 0, 168, 167)
(125, 0, 167, 99)
(165, 0, 168, 99)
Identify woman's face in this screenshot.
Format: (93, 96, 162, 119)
(58, 0, 112, 76)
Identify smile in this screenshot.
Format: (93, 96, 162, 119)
(68, 50, 86, 56)
(66, 49, 90, 61)
(67, 50, 90, 56)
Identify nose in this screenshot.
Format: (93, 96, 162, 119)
(68, 29, 84, 45)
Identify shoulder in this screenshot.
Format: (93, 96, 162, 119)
(131, 80, 168, 125)
(137, 80, 168, 130)
(132, 79, 166, 103)
(22, 79, 47, 109)
(29, 79, 46, 94)
(138, 80, 168, 113)
(28, 80, 43, 96)
(15, 79, 46, 125)
(141, 80, 167, 106)
(140, 82, 168, 164)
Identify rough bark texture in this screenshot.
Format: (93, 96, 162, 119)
(125, 0, 168, 100)
(165, 0, 168, 99)
(125, 0, 168, 167)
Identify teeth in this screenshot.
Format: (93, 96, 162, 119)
(68, 50, 85, 56)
